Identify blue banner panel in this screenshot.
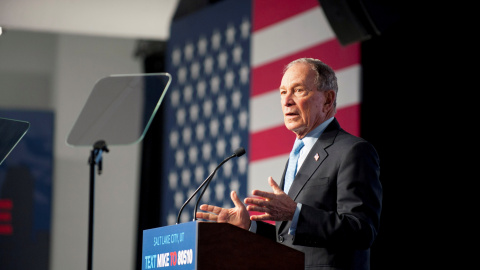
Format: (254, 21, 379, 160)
(0, 109, 54, 270)
(142, 221, 198, 269)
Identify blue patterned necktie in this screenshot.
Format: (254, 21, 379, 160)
(284, 139, 304, 193)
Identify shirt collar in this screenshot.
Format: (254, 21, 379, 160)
(297, 117, 334, 149)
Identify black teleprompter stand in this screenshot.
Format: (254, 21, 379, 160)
(66, 73, 172, 270)
(87, 140, 109, 270)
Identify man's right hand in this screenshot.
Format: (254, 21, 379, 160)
(195, 190, 251, 230)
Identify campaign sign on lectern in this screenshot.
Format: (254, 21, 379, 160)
(143, 220, 304, 270)
(142, 221, 197, 269)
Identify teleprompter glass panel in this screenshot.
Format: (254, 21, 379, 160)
(0, 117, 30, 165)
(66, 73, 171, 147)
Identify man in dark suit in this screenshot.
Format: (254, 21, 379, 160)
(196, 58, 382, 270)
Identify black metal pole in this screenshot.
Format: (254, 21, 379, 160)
(87, 140, 108, 270)
(88, 148, 96, 270)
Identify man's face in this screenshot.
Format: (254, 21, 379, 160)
(280, 62, 330, 138)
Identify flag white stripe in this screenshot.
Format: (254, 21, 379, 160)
(251, 7, 334, 67)
(249, 91, 283, 133)
(249, 65, 361, 133)
(335, 65, 362, 107)
(248, 154, 289, 192)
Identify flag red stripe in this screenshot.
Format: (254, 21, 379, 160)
(252, 0, 319, 31)
(0, 212, 11, 222)
(0, 199, 12, 210)
(251, 39, 360, 97)
(250, 125, 296, 162)
(250, 104, 360, 161)
(335, 103, 361, 137)
(0, 225, 13, 235)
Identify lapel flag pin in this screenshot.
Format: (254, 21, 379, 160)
(314, 153, 319, 161)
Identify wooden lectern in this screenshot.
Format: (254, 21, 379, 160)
(142, 221, 304, 270)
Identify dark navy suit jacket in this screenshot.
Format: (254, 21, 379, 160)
(257, 118, 382, 270)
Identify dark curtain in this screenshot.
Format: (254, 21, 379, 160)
(361, 3, 441, 269)
(134, 40, 168, 270)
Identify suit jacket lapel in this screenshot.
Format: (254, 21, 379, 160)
(277, 119, 340, 232)
(288, 119, 339, 200)
(279, 160, 288, 190)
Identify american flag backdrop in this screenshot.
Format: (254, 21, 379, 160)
(161, 0, 361, 226)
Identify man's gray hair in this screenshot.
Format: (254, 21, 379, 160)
(284, 58, 338, 108)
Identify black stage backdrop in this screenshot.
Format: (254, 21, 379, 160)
(135, 1, 445, 269)
(134, 40, 168, 270)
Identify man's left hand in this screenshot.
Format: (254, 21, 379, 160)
(244, 177, 297, 221)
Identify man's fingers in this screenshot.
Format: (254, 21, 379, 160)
(251, 190, 274, 200)
(249, 176, 283, 200)
(250, 213, 271, 221)
(268, 176, 282, 192)
(244, 196, 269, 207)
(195, 212, 217, 221)
(230, 191, 244, 208)
(199, 204, 222, 215)
(246, 205, 267, 213)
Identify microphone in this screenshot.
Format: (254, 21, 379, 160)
(176, 147, 246, 224)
